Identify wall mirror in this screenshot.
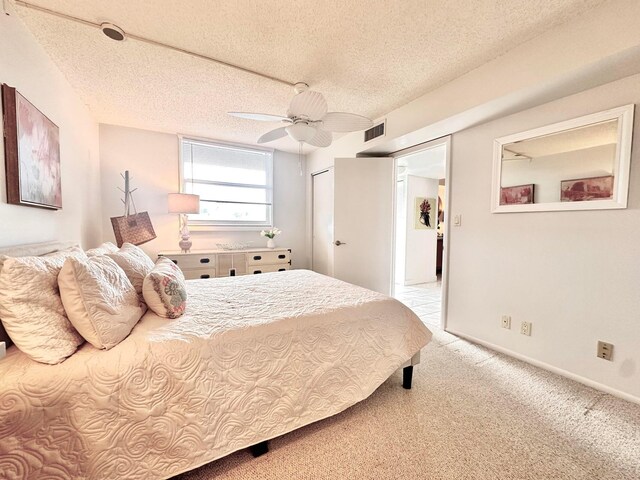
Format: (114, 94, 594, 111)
(491, 104, 634, 213)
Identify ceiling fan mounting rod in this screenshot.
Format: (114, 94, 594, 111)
(10, 0, 297, 88)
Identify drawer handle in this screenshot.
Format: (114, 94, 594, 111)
(253, 270, 262, 274)
(200, 274, 210, 279)
(200, 258, 210, 264)
(229, 268, 236, 277)
(253, 255, 262, 261)
(278, 254, 286, 259)
(278, 268, 286, 272)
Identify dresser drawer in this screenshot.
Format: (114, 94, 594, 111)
(249, 264, 290, 275)
(183, 268, 217, 280)
(217, 253, 248, 276)
(247, 251, 290, 266)
(162, 254, 215, 270)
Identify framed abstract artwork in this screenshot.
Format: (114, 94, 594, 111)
(560, 175, 614, 202)
(2, 84, 62, 209)
(414, 197, 436, 230)
(499, 184, 534, 205)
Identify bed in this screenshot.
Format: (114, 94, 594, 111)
(0, 248, 432, 479)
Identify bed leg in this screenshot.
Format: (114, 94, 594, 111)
(250, 440, 269, 457)
(402, 365, 414, 389)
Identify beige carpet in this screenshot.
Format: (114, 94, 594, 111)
(176, 328, 640, 479)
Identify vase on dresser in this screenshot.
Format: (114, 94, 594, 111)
(267, 239, 276, 249)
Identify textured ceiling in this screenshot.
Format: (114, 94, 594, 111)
(12, 0, 607, 153)
(505, 120, 619, 159)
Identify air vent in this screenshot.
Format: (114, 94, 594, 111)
(364, 120, 385, 142)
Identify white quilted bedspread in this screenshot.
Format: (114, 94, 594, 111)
(0, 270, 431, 479)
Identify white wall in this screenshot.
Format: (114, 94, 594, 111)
(99, 124, 307, 268)
(447, 74, 640, 402)
(0, 13, 101, 249)
(403, 175, 438, 285)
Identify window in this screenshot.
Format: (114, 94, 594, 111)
(181, 137, 273, 228)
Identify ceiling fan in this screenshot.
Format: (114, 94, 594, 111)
(228, 83, 374, 148)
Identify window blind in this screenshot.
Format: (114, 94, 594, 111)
(181, 137, 274, 227)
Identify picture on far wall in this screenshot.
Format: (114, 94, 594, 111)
(415, 197, 436, 230)
(2, 84, 62, 210)
(560, 175, 614, 202)
(500, 184, 534, 205)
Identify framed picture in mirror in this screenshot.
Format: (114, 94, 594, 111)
(491, 104, 634, 213)
(560, 175, 613, 202)
(500, 184, 534, 205)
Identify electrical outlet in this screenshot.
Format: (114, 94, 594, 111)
(520, 321, 532, 336)
(501, 315, 511, 329)
(597, 341, 613, 361)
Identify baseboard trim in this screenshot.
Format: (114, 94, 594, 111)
(445, 328, 640, 406)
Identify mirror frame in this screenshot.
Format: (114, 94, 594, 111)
(491, 104, 635, 213)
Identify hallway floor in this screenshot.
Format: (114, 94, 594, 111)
(393, 279, 442, 328)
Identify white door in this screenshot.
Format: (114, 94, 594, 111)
(312, 168, 334, 276)
(394, 178, 406, 286)
(333, 157, 394, 294)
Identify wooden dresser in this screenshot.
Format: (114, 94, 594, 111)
(158, 248, 291, 280)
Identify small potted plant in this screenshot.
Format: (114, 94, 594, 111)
(260, 227, 281, 249)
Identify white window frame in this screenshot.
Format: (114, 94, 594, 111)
(179, 135, 274, 231)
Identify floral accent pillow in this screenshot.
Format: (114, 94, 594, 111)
(142, 257, 187, 319)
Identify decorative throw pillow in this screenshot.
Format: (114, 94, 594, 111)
(0, 243, 78, 349)
(143, 257, 188, 319)
(59, 256, 145, 349)
(0, 247, 86, 364)
(106, 243, 155, 298)
(85, 242, 119, 257)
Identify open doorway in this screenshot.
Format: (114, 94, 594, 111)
(392, 137, 450, 329)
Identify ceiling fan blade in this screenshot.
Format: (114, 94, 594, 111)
(287, 91, 328, 121)
(321, 112, 373, 132)
(228, 112, 290, 122)
(306, 128, 332, 148)
(257, 126, 288, 144)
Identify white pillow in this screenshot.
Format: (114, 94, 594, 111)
(59, 256, 145, 349)
(106, 243, 155, 297)
(143, 257, 188, 319)
(0, 247, 86, 364)
(85, 242, 119, 257)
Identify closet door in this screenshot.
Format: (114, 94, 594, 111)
(312, 168, 334, 276)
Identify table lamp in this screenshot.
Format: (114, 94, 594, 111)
(168, 193, 200, 252)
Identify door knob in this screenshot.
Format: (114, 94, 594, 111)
(334, 240, 347, 246)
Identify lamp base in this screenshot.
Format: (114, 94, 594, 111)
(178, 214, 192, 253)
(179, 235, 192, 253)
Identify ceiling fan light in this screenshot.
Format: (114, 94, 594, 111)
(286, 123, 316, 143)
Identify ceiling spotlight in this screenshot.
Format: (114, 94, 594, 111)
(101, 23, 126, 41)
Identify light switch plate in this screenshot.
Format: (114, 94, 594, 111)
(0, 341, 5, 360)
(454, 214, 462, 226)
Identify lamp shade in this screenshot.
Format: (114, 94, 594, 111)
(168, 193, 200, 214)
